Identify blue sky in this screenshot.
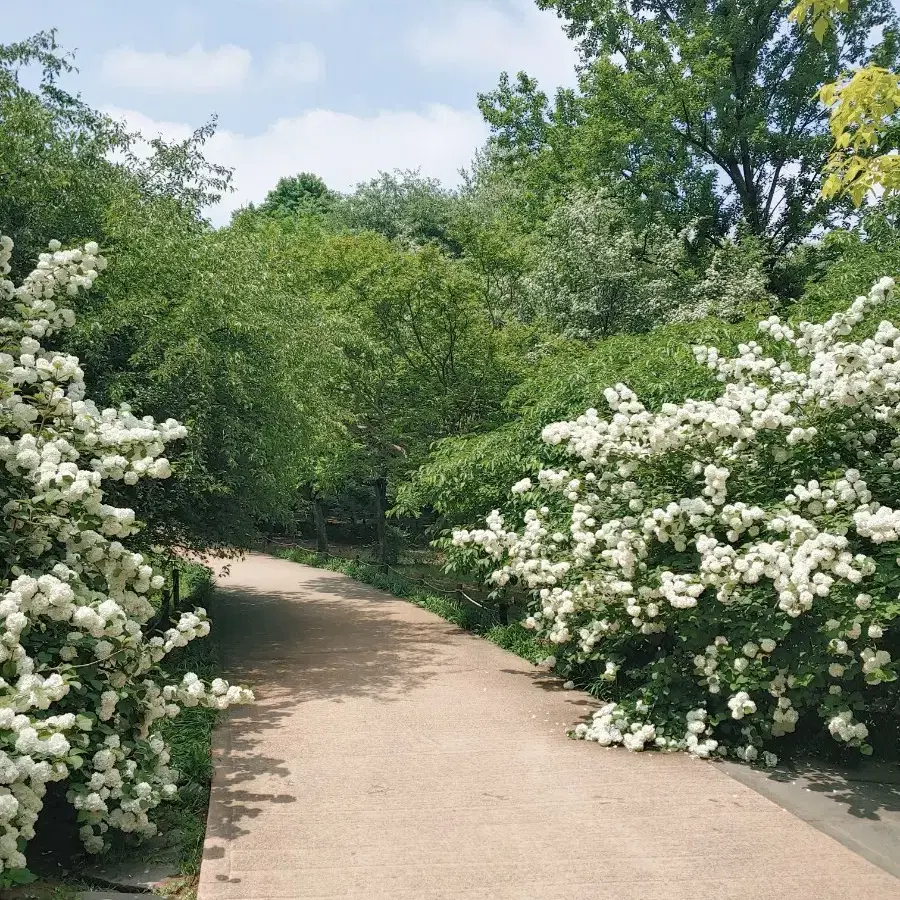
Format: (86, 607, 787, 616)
(4, 0, 578, 222)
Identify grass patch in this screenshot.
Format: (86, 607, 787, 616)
(1, 879, 88, 900)
(482, 622, 547, 663)
(277, 547, 546, 665)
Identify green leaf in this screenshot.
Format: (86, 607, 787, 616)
(813, 14, 829, 42)
(4, 868, 37, 886)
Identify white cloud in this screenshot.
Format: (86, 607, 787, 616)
(105, 105, 489, 225)
(408, 0, 578, 90)
(102, 44, 253, 93)
(265, 43, 326, 85)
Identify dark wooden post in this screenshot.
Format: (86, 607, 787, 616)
(374, 476, 389, 571)
(312, 493, 328, 555)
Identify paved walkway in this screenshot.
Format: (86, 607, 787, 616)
(198, 554, 900, 900)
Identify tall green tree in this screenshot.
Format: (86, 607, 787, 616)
(1, 33, 334, 553)
(256, 171, 338, 219)
(0, 32, 128, 276)
(73, 210, 336, 552)
(310, 233, 525, 562)
(334, 170, 463, 255)
(449, 154, 536, 326)
(481, 0, 898, 252)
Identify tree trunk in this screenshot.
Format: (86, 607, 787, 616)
(312, 493, 328, 555)
(374, 476, 389, 570)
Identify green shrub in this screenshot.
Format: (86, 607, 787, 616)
(452, 278, 900, 763)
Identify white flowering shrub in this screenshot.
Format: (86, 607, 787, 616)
(679, 237, 776, 325)
(453, 278, 900, 764)
(0, 236, 252, 875)
(524, 190, 689, 338)
(522, 191, 777, 339)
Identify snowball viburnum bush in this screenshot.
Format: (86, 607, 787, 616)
(453, 277, 900, 764)
(0, 236, 252, 873)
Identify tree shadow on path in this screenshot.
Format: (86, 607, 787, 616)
(759, 762, 900, 822)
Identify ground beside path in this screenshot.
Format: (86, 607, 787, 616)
(198, 553, 900, 900)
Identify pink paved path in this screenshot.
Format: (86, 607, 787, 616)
(198, 554, 900, 900)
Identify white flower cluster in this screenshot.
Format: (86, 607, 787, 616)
(0, 238, 252, 874)
(455, 278, 900, 761)
(573, 702, 657, 750)
(827, 710, 870, 746)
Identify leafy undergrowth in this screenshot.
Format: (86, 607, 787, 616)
(151, 564, 222, 876)
(277, 547, 546, 664)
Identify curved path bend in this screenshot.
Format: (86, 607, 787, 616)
(198, 553, 899, 900)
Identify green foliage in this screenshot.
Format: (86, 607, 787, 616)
(7, 6, 900, 800)
(482, 622, 548, 663)
(333, 169, 462, 254)
(403, 208, 900, 533)
(449, 155, 535, 325)
(1, 34, 330, 552)
(522, 189, 691, 337)
(399, 315, 755, 525)
(481, 0, 898, 250)
(303, 229, 531, 559)
(794, 202, 900, 321)
(124, 564, 221, 876)
(0, 865, 37, 890)
(680, 236, 778, 323)
(0, 31, 129, 277)
(520, 189, 778, 338)
(125, 117, 233, 213)
(450, 277, 900, 760)
(65, 208, 334, 549)
(320, 236, 519, 451)
(792, 0, 900, 205)
(257, 171, 337, 220)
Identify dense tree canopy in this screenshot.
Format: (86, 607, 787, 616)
(481, 0, 898, 251)
(7, 5, 900, 564)
(0, 34, 339, 553)
(302, 232, 531, 560)
(0, 32, 127, 276)
(257, 171, 338, 220)
(332, 169, 463, 254)
(3, 2, 900, 567)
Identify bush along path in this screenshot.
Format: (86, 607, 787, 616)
(0, 236, 253, 889)
(275, 546, 900, 880)
(199, 553, 898, 900)
(451, 278, 900, 765)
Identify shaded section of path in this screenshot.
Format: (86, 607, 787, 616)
(722, 760, 900, 879)
(199, 554, 900, 900)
